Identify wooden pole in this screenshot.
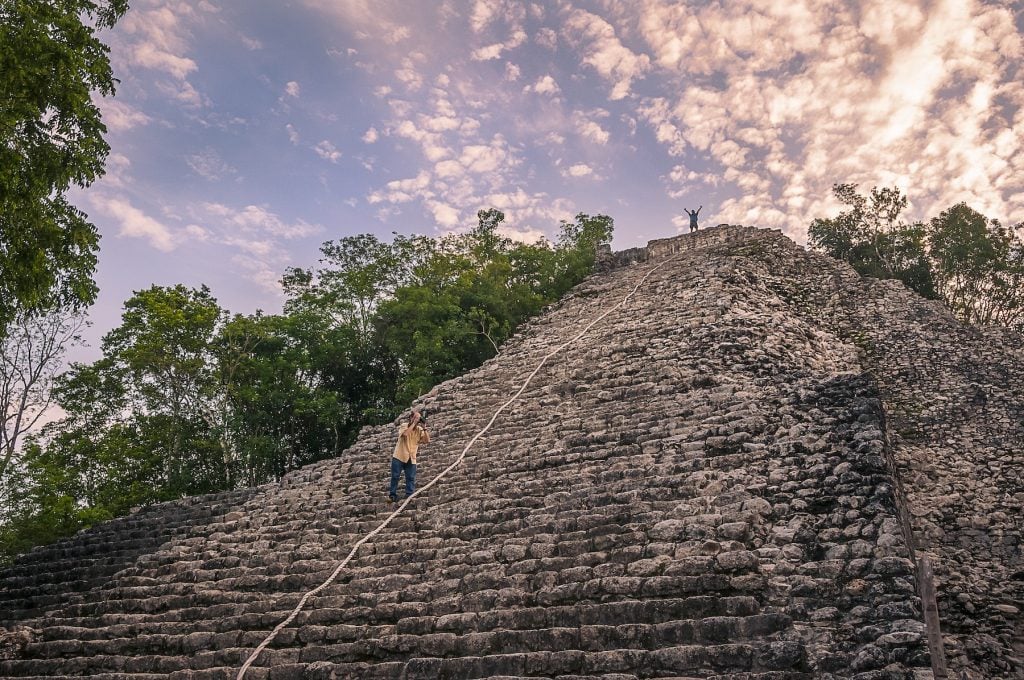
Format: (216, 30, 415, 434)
(918, 555, 949, 679)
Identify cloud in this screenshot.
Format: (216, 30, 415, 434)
(367, 171, 433, 204)
(574, 112, 609, 145)
(92, 195, 177, 252)
(178, 202, 324, 293)
(314, 140, 342, 162)
(524, 75, 561, 96)
(115, 1, 213, 108)
(299, 0, 411, 44)
(472, 43, 505, 61)
(472, 30, 527, 61)
(543, 132, 566, 146)
(362, 127, 379, 143)
(202, 202, 321, 239)
(482, 188, 575, 234)
(131, 39, 197, 80)
(314, 7, 577, 236)
(184, 224, 211, 241)
(100, 153, 132, 189)
(670, 214, 693, 231)
(535, 27, 558, 50)
(434, 159, 463, 179)
(458, 136, 514, 174)
(563, 8, 651, 100)
(285, 123, 300, 144)
(230, 254, 284, 293)
(394, 119, 450, 161)
(395, 57, 425, 90)
(186, 148, 236, 181)
(563, 163, 595, 178)
(239, 34, 262, 50)
(280, 0, 1023, 242)
(426, 200, 460, 227)
(284, 81, 300, 98)
(99, 100, 152, 131)
(664, 164, 722, 199)
(157, 79, 205, 107)
(470, 0, 498, 33)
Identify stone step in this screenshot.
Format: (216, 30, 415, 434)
(4, 635, 806, 677)
(237, 641, 807, 679)
(23, 596, 768, 646)
(2, 513, 768, 606)
(0, 675, 170, 680)
(16, 615, 792, 666)
(17, 568, 759, 631)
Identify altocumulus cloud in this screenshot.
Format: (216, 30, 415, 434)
(298, 0, 1023, 239)
(113, 0, 211, 107)
(91, 195, 178, 252)
(623, 0, 1024, 230)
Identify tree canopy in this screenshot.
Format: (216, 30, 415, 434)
(0, 0, 127, 336)
(807, 183, 936, 299)
(808, 184, 1024, 332)
(928, 203, 1024, 330)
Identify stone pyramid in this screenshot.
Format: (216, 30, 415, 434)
(2, 225, 1021, 679)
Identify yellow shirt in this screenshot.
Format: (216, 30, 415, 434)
(393, 423, 429, 464)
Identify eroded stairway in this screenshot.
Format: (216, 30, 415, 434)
(5, 225, 1018, 679)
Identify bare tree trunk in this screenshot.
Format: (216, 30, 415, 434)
(0, 309, 86, 480)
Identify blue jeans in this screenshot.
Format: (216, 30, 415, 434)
(390, 458, 416, 500)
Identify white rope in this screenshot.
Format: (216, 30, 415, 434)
(236, 253, 679, 679)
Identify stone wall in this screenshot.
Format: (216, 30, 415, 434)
(670, 228, 1024, 679)
(2, 224, 1017, 679)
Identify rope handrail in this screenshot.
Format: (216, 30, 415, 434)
(237, 252, 680, 679)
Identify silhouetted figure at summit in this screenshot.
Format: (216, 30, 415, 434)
(685, 206, 702, 232)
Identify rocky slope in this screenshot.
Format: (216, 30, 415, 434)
(1, 225, 1020, 679)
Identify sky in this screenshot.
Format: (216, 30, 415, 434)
(70, 0, 1024, 360)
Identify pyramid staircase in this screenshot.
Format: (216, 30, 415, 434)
(4, 224, 1017, 679)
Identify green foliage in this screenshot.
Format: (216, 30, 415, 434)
(928, 203, 1024, 330)
(1, 209, 614, 562)
(807, 184, 936, 299)
(555, 213, 615, 291)
(213, 311, 356, 485)
(100, 285, 227, 494)
(0, 439, 115, 559)
(809, 185, 1024, 332)
(375, 210, 614, 402)
(0, 0, 128, 336)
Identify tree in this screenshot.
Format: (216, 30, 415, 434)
(283, 234, 419, 337)
(376, 210, 616, 402)
(0, 0, 129, 337)
(808, 184, 936, 299)
(928, 203, 1024, 331)
(101, 285, 226, 493)
(0, 306, 87, 482)
(555, 213, 615, 293)
(214, 311, 352, 486)
(1, 354, 138, 559)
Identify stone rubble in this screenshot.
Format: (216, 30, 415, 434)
(0, 224, 1018, 679)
